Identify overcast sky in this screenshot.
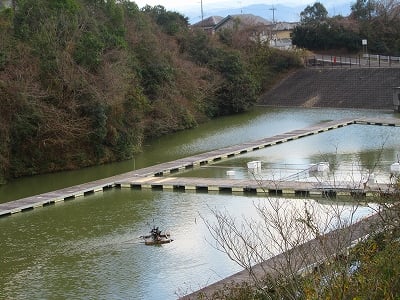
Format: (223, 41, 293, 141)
(133, 0, 352, 12)
(134, 0, 269, 11)
(133, 0, 353, 23)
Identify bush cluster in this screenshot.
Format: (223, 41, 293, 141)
(0, 1, 302, 182)
(292, 0, 400, 55)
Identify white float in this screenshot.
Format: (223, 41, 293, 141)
(317, 162, 330, 172)
(367, 173, 375, 184)
(309, 162, 329, 173)
(247, 161, 261, 170)
(226, 170, 236, 176)
(390, 162, 400, 173)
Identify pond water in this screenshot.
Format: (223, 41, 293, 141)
(1, 107, 399, 299)
(177, 124, 400, 185)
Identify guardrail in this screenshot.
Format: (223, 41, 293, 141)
(364, 54, 400, 64)
(305, 54, 400, 68)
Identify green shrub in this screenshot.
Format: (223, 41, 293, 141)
(74, 32, 105, 71)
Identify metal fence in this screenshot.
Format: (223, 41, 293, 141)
(305, 54, 400, 68)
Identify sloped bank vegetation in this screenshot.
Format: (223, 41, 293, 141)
(0, 0, 303, 183)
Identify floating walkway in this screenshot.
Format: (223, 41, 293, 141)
(116, 176, 390, 198)
(1, 117, 400, 217)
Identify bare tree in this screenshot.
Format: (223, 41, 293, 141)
(202, 192, 368, 297)
(197, 150, 396, 299)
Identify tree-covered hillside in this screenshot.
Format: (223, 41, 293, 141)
(0, 0, 302, 183)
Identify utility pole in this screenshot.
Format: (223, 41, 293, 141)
(201, 0, 204, 21)
(269, 6, 277, 46)
(269, 6, 276, 23)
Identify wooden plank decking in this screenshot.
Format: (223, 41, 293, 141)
(1, 117, 399, 217)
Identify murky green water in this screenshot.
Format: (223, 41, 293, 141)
(1, 107, 399, 299)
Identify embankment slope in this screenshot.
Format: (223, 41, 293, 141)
(259, 68, 400, 109)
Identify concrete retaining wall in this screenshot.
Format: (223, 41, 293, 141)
(259, 68, 400, 109)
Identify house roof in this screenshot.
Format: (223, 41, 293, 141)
(270, 22, 298, 31)
(214, 14, 272, 31)
(191, 14, 298, 34)
(191, 16, 224, 28)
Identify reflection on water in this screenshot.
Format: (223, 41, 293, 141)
(177, 124, 400, 185)
(1, 108, 399, 299)
(1, 107, 396, 202)
(0, 189, 375, 299)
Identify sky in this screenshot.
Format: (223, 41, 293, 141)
(132, 0, 351, 12)
(134, 0, 270, 11)
(133, 0, 353, 23)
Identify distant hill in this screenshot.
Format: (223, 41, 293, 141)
(186, 3, 351, 24)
